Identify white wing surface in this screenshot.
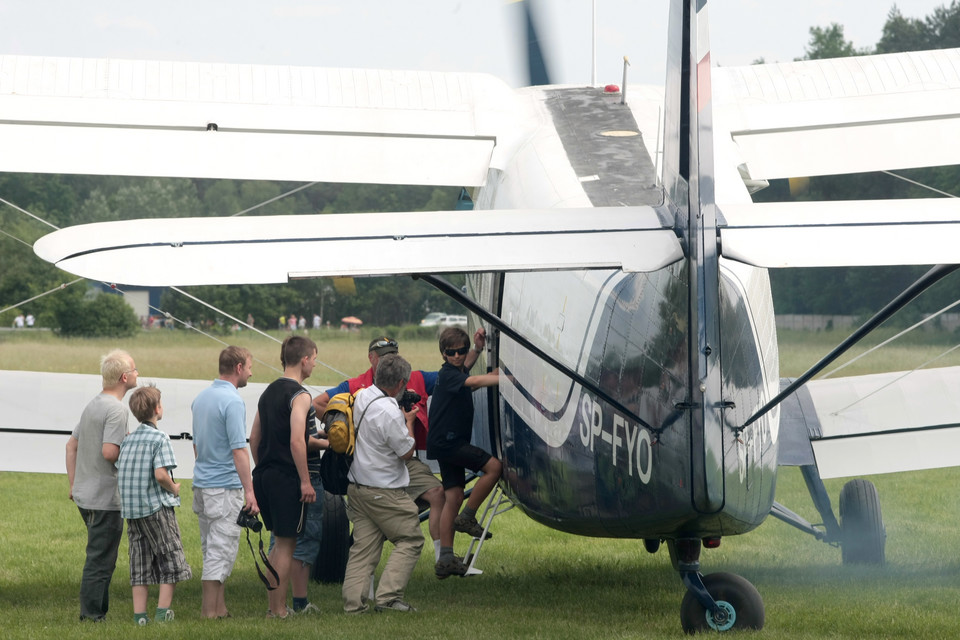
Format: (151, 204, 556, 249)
(714, 49, 960, 181)
(801, 368, 960, 479)
(0, 55, 518, 186)
(33, 207, 683, 286)
(720, 199, 960, 268)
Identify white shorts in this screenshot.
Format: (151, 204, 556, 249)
(193, 487, 245, 582)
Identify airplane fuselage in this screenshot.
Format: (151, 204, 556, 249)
(470, 84, 779, 541)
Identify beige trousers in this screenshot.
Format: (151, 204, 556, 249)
(342, 484, 424, 612)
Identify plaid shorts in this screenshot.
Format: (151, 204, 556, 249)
(128, 507, 193, 586)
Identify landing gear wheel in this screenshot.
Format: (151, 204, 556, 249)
(311, 491, 352, 583)
(680, 572, 764, 634)
(644, 538, 661, 554)
(839, 479, 885, 565)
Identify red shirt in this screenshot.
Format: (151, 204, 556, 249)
(348, 368, 430, 449)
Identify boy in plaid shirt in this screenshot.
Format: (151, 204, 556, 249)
(117, 385, 192, 625)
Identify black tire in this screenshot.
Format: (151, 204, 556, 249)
(680, 572, 764, 634)
(839, 479, 885, 565)
(643, 538, 661, 554)
(311, 491, 352, 584)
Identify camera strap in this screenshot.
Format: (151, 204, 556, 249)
(244, 527, 280, 590)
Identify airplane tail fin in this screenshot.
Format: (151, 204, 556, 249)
(663, 0, 727, 514)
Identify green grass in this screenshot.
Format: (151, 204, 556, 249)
(4, 329, 960, 637)
(2, 467, 960, 638)
(777, 327, 960, 378)
(0, 328, 443, 388)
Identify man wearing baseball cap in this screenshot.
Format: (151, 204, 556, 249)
(314, 337, 457, 561)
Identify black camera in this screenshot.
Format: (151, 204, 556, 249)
(236, 508, 262, 532)
(399, 389, 421, 412)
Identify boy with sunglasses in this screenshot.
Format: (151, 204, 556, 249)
(427, 327, 500, 579)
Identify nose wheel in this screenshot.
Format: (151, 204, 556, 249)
(679, 572, 764, 634)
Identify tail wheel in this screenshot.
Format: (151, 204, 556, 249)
(839, 479, 885, 565)
(680, 572, 764, 634)
(311, 491, 352, 583)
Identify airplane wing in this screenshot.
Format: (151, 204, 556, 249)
(711, 49, 960, 269)
(33, 207, 683, 286)
(0, 55, 518, 187)
(719, 199, 960, 268)
(777, 367, 960, 479)
(713, 49, 960, 181)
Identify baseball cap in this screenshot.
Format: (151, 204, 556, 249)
(368, 337, 399, 356)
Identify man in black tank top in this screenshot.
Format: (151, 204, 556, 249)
(250, 336, 318, 619)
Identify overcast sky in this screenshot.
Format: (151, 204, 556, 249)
(0, 1, 949, 87)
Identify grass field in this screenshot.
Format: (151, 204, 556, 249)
(2, 328, 960, 638)
(0, 327, 444, 389)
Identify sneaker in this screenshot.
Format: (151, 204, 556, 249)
(266, 606, 294, 619)
(375, 600, 417, 613)
(295, 602, 321, 615)
(345, 605, 370, 615)
(79, 615, 106, 623)
(136, 616, 149, 626)
(154, 609, 174, 622)
(435, 554, 468, 579)
(454, 514, 492, 539)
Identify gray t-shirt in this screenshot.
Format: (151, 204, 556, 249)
(71, 393, 130, 510)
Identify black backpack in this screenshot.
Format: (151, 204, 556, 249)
(318, 392, 389, 495)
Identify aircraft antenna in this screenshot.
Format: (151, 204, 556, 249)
(828, 342, 960, 417)
(620, 56, 630, 105)
(822, 297, 960, 379)
(0, 278, 83, 316)
(881, 170, 959, 199)
(591, 0, 597, 86)
(230, 181, 319, 217)
(0, 194, 59, 230)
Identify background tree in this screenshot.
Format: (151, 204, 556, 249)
(762, 2, 960, 321)
(798, 23, 868, 60)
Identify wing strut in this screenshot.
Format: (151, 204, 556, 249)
(740, 263, 960, 430)
(417, 274, 657, 433)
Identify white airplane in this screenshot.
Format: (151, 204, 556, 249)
(4, 0, 960, 631)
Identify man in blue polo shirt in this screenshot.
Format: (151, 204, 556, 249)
(191, 346, 258, 619)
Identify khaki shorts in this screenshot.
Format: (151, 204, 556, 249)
(193, 487, 244, 582)
(404, 457, 441, 502)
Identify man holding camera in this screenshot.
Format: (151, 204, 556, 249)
(314, 336, 474, 561)
(191, 346, 259, 619)
(342, 354, 423, 613)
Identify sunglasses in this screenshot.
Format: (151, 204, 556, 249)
(371, 338, 398, 350)
(444, 346, 470, 356)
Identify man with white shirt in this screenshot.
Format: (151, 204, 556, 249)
(341, 354, 423, 614)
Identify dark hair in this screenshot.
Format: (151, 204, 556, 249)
(130, 384, 161, 423)
(219, 346, 252, 375)
(375, 353, 411, 391)
(281, 335, 317, 368)
(439, 327, 469, 352)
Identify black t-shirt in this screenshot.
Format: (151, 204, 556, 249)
(254, 377, 311, 477)
(426, 361, 473, 459)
